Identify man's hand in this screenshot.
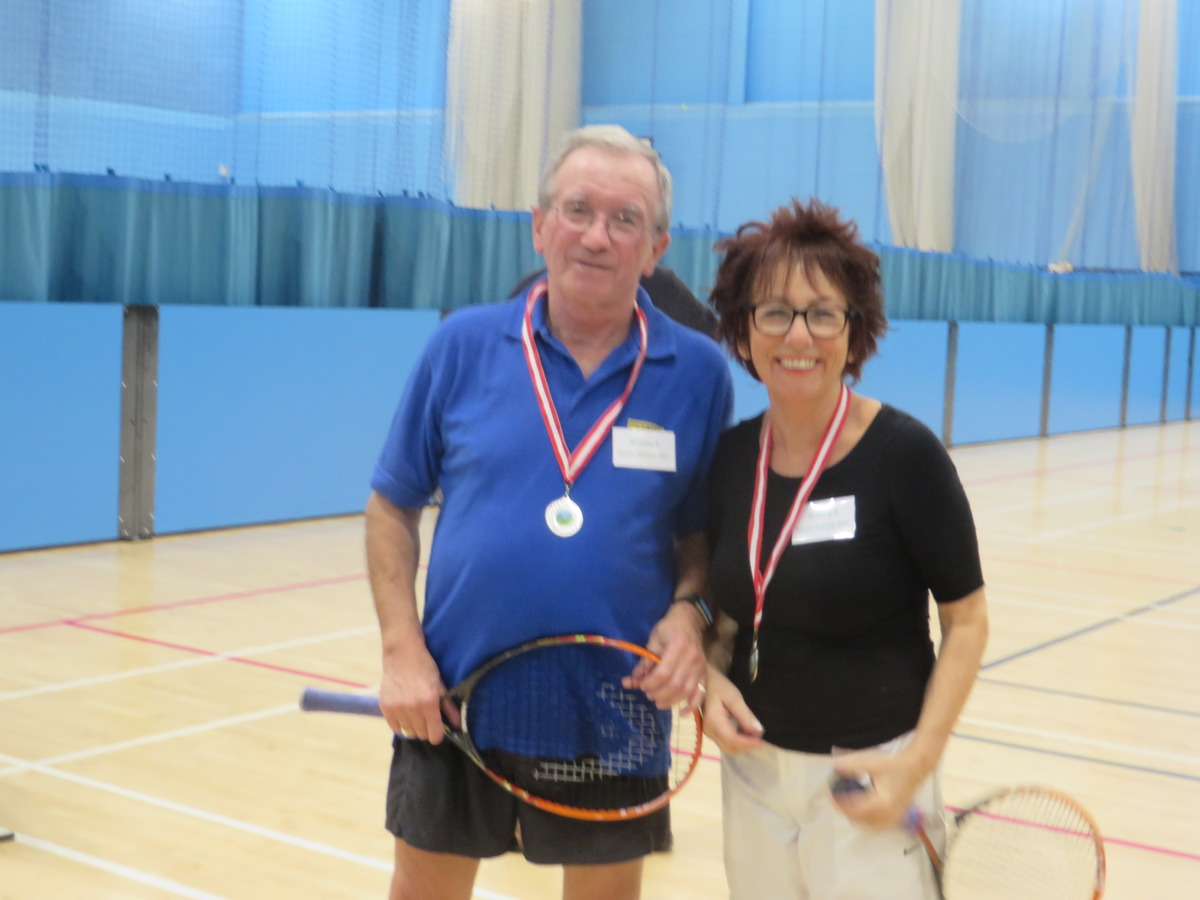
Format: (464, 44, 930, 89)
(378, 642, 457, 743)
(625, 601, 708, 711)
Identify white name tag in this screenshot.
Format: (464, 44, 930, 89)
(611, 426, 677, 472)
(792, 496, 857, 545)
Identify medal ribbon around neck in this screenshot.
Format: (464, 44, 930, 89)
(521, 282, 649, 495)
(746, 383, 851, 680)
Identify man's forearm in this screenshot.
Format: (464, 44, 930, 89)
(365, 491, 426, 657)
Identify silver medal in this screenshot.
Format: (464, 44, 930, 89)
(545, 495, 584, 538)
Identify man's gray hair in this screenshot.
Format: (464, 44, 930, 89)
(537, 125, 673, 234)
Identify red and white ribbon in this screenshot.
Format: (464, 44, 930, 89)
(747, 383, 851, 660)
(521, 281, 648, 487)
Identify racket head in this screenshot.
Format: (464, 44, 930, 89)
(451, 634, 703, 821)
(942, 785, 1105, 899)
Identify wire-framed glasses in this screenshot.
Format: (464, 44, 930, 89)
(750, 303, 853, 339)
(553, 199, 650, 245)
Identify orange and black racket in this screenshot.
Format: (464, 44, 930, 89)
(301, 634, 703, 821)
(833, 777, 1105, 898)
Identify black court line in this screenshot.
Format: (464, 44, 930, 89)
(982, 583, 1200, 671)
(977, 677, 1200, 720)
(954, 733, 1200, 783)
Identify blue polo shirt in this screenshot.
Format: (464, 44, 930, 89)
(371, 284, 733, 686)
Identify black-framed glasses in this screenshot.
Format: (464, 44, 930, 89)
(552, 199, 649, 245)
(749, 302, 853, 339)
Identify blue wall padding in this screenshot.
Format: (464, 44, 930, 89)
(0, 302, 123, 552)
(728, 361, 767, 426)
(1166, 327, 1192, 422)
(1048, 325, 1126, 435)
(154, 306, 441, 534)
(952, 323, 1046, 445)
(1126, 327, 1167, 427)
(1191, 331, 1200, 420)
(725, 319, 949, 439)
(857, 320, 949, 439)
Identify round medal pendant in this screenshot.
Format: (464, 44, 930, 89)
(545, 495, 583, 538)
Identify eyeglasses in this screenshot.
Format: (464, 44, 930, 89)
(552, 200, 650, 245)
(750, 302, 853, 339)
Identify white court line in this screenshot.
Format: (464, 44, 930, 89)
(0, 748, 394, 867)
(970, 471, 1193, 518)
(984, 594, 1200, 631)
(1019, 496, 1200, 541)
(0, 705, 300, 777)
(983, 529, 1200, 564)
(989, 582, 1200, 616)
(0, 751, 522, 900)
(10, 833, 235, 900)
(14, 829, 525, 900)
(959, 717, 1200, 768)
(977, 499, 1200, 541)
(10, 704, 302, 772)
(0, 625, 375, 703)
(0, 628, 522, 898)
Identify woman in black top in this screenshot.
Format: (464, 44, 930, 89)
(701, 199, 989, 899)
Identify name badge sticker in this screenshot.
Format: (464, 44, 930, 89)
(611, 426, 677, 472)
(791, 496, 857, 545)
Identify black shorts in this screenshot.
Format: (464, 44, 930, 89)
(384, 736, 670, 864)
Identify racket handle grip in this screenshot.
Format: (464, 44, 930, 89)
(829, 775, 924, 831)
(300, 688, 383, 717)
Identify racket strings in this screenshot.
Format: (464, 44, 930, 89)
(465, 643, 697, 812)
(531, 683, 669, 781)
(942, 788, 1102, 899)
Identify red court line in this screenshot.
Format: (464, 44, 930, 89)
(0, 573, 370, 636)
(1102, 836, 1200, 863)
(25, 617, 1200, 867)
(944, 804, 1200, 863)
(67, 621, 369, 689)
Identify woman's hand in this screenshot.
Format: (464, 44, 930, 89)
(700, 665, 765, 755)
(830, 750, 925, 829)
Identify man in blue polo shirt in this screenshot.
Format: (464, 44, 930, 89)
(365, 124, 733, 900)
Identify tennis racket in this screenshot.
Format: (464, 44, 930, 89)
(301, 633, 704, 821)
(831, 778, 1105, 898)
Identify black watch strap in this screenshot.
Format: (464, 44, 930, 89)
(673, 592, 714, 627)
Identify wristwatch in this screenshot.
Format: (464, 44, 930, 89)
(672, 592, 714, 628)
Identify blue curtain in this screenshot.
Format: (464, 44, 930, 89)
(0, 173, 539, 309)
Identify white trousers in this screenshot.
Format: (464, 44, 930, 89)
(721, 734, 945, 900)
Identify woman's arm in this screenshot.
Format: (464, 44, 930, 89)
(834, 586, 989, 827)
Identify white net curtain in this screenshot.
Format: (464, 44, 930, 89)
(0, 0, 1190, 276)
(445, 0, 580, 211)
(456, 0, 1183, 273)
(945, 0, 1179, 273)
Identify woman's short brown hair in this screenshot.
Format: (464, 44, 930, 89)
(709, 198, 887, 384)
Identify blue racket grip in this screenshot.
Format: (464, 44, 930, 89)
(300, 688, 383, 717)
(829, 774, 924, 830)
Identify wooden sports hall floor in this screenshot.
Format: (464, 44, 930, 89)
(1, 420, 1197, 899)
